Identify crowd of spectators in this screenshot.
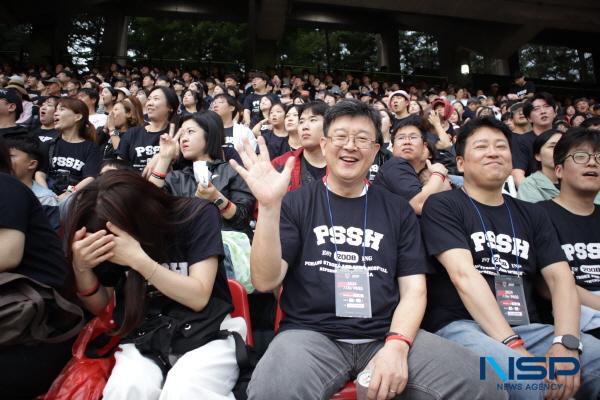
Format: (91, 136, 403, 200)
(1, 59, 600, 399)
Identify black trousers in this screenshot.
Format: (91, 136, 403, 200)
(0, 339, 73, 399)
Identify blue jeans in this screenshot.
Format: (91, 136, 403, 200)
(437, 320, 600, 400)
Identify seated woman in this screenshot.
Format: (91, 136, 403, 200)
(99, 96, 145, 160)
(0, 138, 74, 399)
(149, 111, 255, 235)
(180, 88, 202, 117)
(67, 170, 246, 399)
(37, 98, 102, 200)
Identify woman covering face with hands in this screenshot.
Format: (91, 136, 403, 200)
(67, 170, 246, 399)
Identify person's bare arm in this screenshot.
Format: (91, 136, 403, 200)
(0, 229, 25, 272)
(229, 137, 295, 292)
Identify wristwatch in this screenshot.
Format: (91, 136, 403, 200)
(109, 129, 120, 137)
(213, 196, 227, 210)
(552, 335, 583, 354)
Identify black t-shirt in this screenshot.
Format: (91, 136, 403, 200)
(302, 155, 326, 181)
(420, 190, 566, 332)
(243, 93, 266, 128)
(373, 157, 421, 201)
(368, 148, 392, 182)
(512, 131, 536, 176)
(48, 138, 102, 180)
(96, 199, 231, 317)
(509, 81, 536, 99)
(538, 200, 600, 291)
(224, 126, 234, 144)
(261, 130, 290, 160)
(31, 127, 59, 143)
(116, 125, 168, 171)
(0, 173, 67, 288)
(279, 180, 431, 339)
(0, 125, 29, 139)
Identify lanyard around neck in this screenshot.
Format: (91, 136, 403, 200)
(462, 188, 522, 275)
(323, 176, 369, 268)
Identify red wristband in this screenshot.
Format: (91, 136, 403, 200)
(77, 281, 100, 297)
(152, 170, 167, 179)
(431, 172, 446, 182)
(385, 333, 413, 348)
(507, 338, 525, 349)
(220, 200, 233, 214)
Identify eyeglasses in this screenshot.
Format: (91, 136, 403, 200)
(328, 134, 375, 149)
(394, 135, 422, 143)
(563, 151, 600, 165)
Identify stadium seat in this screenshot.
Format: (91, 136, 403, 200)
(228, 279, 254, 347)
(274, 289, 357, 399)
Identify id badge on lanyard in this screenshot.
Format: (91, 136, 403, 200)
(494, 274, 530, 326)
(335, 267, 372, 318)
(464, 189, 530, 326)
(324, 176, 373, 318)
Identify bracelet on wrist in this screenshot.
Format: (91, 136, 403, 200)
(146, 263, 160, 281)
(430, 172, 446, 182)
(507, 339, 525, 349)
(385, 332, 413, 348)
(501, 334, 521, 345)
(219, 200, 234, 214)
(77, 281, 101, 297)
(151, 170, 167, 179)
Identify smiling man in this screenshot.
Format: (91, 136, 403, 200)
(538, 128, 600, 339)
(512, 93, 557, 187)
(421, 118, 600, 400)
(232, 99, 504, 400)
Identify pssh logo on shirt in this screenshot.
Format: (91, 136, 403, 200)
(471, 231, 530, 259)
(52, 157, 85, 171)
(313, 225, 384, 251)
(135, 145, 160, 158)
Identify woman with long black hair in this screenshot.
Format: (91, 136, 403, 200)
(116, 86, 179, 171)
(67, 170, 246, 399)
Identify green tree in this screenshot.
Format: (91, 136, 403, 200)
(519, 44, 595, 83)
(127, 18, 247, 66)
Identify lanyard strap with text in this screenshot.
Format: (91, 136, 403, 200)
(462, 188, 522, 275)
(323, 176, 369, 269)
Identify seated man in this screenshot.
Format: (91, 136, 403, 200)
(231, 100, 504, 400)
(538, 128, 600, 339)
(421, 117, 600, 400)
(374, 117, 451, 215)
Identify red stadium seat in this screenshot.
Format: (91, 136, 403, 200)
(227, 279, 254, 347)
(274, 289, 357, 399)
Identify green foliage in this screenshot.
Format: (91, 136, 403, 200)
(67, 14, 105, 67)
(398, 31, 439, 75)
(127, 17, 247, 65)
(278, 27, 378, 71)
(519, 44, 595, 83)
(0, 24, 32, 60)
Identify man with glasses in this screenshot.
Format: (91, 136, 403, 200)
(512, 92, 557, 187)
(232, 99, 504, 400)
(421, 118, 600, 400)
(539, 128, 600, 339)
(374, 117, 451, 215)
